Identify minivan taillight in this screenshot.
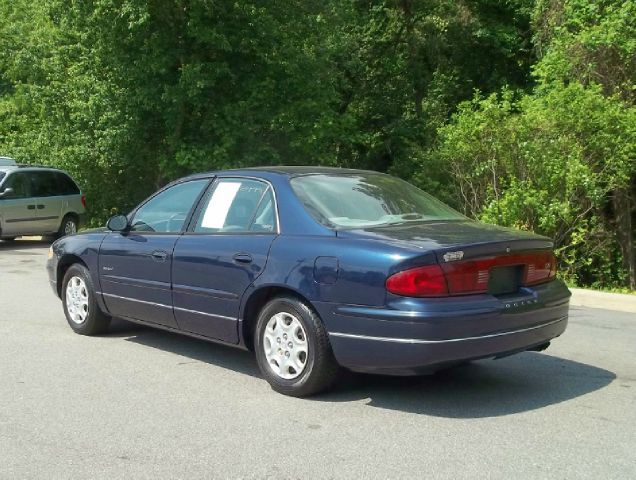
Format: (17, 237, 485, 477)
(81, 195, 86, 208)
(386, 251, 557, 297)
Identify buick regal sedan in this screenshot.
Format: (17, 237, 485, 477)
(46, 167, 570, 396)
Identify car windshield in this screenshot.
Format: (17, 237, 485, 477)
(290, 173, 466, 229)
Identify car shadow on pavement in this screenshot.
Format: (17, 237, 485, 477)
(109, 318, 261, 378)
(318, 353, 616, 418)
(107, 319, 615, 418)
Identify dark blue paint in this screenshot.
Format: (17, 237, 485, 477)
(314, 256, 339, 285)
(172, 233, 275, 342)
(47, 167, 571, 375)
(99, 232, 179, 328)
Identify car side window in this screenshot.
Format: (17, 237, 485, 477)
(3, 172, 32, 199)
(193, 179, 276, 234)
(130, 180, 208, 233)
(249, 189, 276, 232)
(31, 171, 58, 197)
(55, 172, 80, 195)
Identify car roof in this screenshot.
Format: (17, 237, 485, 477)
(237, 166, 376, 175)
(0, 165, 67, 174)
(183, 165, 379, 181)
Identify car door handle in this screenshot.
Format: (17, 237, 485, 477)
(27, 205, 36, 210)
(233, 253, 253, 264)
(151, 250, 168, 262)
(37, 204, 45, 209)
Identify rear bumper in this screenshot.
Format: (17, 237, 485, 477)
(316, 280, 571, 375)
(329, 316, 567, 375)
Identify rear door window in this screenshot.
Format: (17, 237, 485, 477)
(193, 178, 276, 233)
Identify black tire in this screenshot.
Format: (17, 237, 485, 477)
(254, 295, 340, 397)
(61, 264, 110, 335)
(57, 214, 78, 238)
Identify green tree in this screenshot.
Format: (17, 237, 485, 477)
(436, 85, 635, 288)
(1, 1, 345, 219)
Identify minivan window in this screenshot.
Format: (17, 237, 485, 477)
(31, 171, 59, 197)
(55, 172, 80, 195)
(130, 180, 208, 233)
(2, 172, 32, 199)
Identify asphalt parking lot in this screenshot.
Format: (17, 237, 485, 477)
(1, 239, 635, 479)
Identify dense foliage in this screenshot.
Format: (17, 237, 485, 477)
(0, 1, 634, 289)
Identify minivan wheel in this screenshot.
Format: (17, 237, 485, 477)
(254, 295, 340, 397)
(58, 215, 78, 238)
(61, 264, 110, 335)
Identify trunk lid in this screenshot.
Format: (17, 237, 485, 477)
(336, 220, 553, 260)
(338, 220, 555, 296)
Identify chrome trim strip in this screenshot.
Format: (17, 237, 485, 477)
(172, 283, 238, 300)
(101, 275, 171, 292)
(329, 317, 567, 344)
(101, 293, 172, 309)
(101, 293, 236, 321)
(173, 306, 235, 321)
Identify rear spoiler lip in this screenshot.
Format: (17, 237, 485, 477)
(434, 239, 554, 265)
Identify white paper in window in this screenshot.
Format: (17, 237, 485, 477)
(200, 182, 241, 228)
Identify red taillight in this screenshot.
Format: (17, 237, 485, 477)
(386, 251, 557, 298)
(440, 259, 490, 295)
(81, 195, 86, 208)
(524, 251, 557, 285)
(386, 264, 449, 297)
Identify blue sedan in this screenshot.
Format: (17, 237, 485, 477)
(46, 167, 570, 396)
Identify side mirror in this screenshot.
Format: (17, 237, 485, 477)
(0, 187, 14, 199)
(106, 214, 129, 232)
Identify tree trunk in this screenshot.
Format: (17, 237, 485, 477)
(613, 183, 635, 289)
(399, 0, 424, 118)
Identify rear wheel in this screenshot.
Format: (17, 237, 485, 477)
(61, 264, 110, 335)
(57, 215, 78, 238)
(254, 295, 340, 397)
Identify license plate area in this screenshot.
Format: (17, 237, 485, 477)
(488, 265, 524, 295)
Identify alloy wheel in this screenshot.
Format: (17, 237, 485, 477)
(65, 276, 89, 324)
(263, 312, 308, 380)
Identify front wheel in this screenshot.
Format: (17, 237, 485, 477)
(254, 296, 340, 397)
(61, 264, 110, 335)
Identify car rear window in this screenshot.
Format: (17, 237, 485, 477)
(290, 173, 465, 229)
